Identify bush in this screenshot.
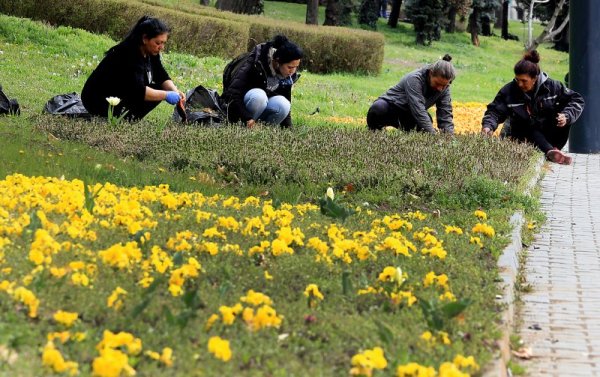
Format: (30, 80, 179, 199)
(0, 0, 249, 59)
(35, 117, 537, 209)
(140, 0, 385, 74)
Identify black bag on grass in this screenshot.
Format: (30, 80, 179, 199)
(173, 85, 225, 125)
(43, 93, 90, 118)
(0, 84, 20, 115)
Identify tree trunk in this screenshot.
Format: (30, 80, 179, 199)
(494, 2, 502, 28)
(306, 0, 319, 24)
(387, 0, 402, 28)
(501, 0, 509, 39)
(324, 0, 339, 25)
(359, 0, 380, 29)
(528, 0, 568, 51)
(468, 8, 480, 46)
(446, 6, 457, 33)
(217, 0, 263, 14)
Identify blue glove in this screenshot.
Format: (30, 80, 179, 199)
(165, 91, 180, 105)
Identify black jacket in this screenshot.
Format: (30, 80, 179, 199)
(220, 42, 298, 128)
(378, 67, 454, 133)
(82, 45, 170, 120)
(482, 72, 584, 133)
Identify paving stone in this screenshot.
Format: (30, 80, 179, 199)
(519, 154, 600, 376)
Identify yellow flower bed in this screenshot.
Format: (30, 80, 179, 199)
(321, 102, 488, 134)
(0, 174, 495, 375)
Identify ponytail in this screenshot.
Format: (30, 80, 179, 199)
(271, 35, 303, 64)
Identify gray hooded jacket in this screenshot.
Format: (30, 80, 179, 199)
(379, 66, 454, 133)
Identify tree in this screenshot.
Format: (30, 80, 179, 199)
(405, 0, 447, 45)
(324, 0, 354, 26)
(387, 0, 403, 27)
(446, 0, 471, 33)
(216, 0, 264, 14)
(306, 0, 320, 24)
(359, 0, 380, 29)
(527, 0, 569, 51)
(468, 0, 500, 45)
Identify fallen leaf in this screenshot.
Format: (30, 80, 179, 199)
(512, 347, 533, 359)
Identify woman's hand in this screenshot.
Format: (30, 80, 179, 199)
(246, 119, 256, 128)
(556, 113, 567, 127)
(481, 127, 493, 136)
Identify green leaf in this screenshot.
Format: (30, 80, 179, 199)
(172, 252, 184, 267)
(374, 320, 395, 345)
(441, 299, 471, 319)
(131, 297, 152, 318)
(163, 306, 176, 326)
(341, 271, 353, 296)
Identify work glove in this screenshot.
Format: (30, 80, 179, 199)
(165, 91, 181, 105)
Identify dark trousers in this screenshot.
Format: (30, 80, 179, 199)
(367, 98, 428, 131)
(510, 122, 571, 153)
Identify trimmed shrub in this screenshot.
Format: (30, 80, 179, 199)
(140, 0, 385, 74)
(0, 0, 249, 59)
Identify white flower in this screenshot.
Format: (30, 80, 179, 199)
(326, 187, 335, 200)
(106, 97, 121, 106)
(394, 267, 405, 285)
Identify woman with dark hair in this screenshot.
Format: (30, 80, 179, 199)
(82, 16, 185, 121)
(220, 35, 303, 128)
(482, 50, 584, 165)
(367, 55, 456, 133)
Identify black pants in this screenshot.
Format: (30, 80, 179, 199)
(510, 122, 571, 154)
(367, 99, 429, 131)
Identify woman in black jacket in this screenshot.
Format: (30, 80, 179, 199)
(482, 50, 584, 165)
(82, 16, 185, 121)
(220, 35, 302, 128)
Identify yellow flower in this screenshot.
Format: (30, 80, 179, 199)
(472, 223, 495, 237)
(207, 336, 232, 362)
(470, 236, 484, 248)
(93, 347, 136, 377)
(474, 209, 487, 220)
(240, 290, 273, 307)
(53, 310, 78, 327)
(350, 347, 387, 376)
(444, 225, 463, 235)
(107, 287, 127, 310)
(42, 342, 79, 375)
(378, 266, 405, 285)
(304, 284, 324, 300)
(396, 362, 436, 377)
(264, 271, 273, 280)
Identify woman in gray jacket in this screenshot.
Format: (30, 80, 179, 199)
(367, 55, 456, 134)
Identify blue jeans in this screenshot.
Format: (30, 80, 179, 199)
(244, 88, 290, 125)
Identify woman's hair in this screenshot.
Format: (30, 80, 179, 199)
(429, 54, 456, 81)
(108, 16, 171, 54)
(514, 50, 541, 78)
(271, 35, 303, 63)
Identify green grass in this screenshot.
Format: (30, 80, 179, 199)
(0, 7, 550, 376)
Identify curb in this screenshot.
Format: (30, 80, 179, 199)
(483, 156, 545, 377)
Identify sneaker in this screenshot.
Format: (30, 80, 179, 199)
(546, 149, 572, 165)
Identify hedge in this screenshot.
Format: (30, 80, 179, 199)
(0, 0, 249, 59)
(140, 0, 385, 74)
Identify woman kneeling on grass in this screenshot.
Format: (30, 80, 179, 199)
(367, 55, 456, 134)
(220, 35, 302, 128)
(481, 50, 584, 165)
(81, 16, 185, 121)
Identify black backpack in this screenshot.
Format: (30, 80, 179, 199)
(222, 51, 252, 90)
(0, 84, 20, 115)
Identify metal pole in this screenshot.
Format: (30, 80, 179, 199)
(569, 1, 600, 153)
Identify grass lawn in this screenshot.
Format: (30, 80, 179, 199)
(0, 4, 552, 376)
